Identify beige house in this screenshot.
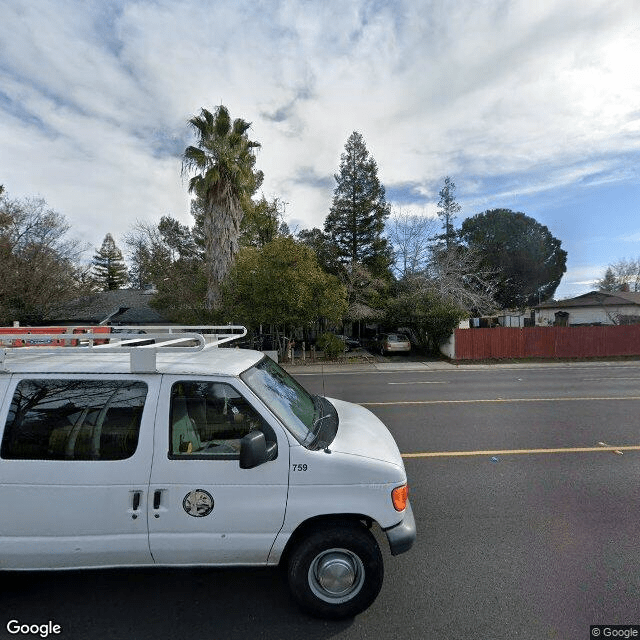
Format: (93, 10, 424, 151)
(535, 291, 640, 326)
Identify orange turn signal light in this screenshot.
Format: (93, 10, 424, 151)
(391, 484, 409, 511)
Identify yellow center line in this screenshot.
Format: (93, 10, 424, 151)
(402, 445, 640, 458)
(362, 396, 640, 406)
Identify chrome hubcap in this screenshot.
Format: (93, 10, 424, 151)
(317, 553, 356, 594)
(308, 548, 365, 604)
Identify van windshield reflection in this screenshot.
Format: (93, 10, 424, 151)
(241, 357, 335, 448)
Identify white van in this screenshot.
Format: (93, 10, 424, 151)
(0, 327, 415, 619)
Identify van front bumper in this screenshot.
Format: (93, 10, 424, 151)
(384, 499, 416, 556)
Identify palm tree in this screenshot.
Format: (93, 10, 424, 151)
(182, 105, 262, 309)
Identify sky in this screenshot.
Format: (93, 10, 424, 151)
(1, 0, 639, 299)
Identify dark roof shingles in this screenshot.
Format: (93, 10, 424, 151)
(537, 291, 640, 309)
(43, 289, 168, 324)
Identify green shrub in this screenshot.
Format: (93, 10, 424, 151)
(385, 289, 467, 355)
(316, 333, 345, 359)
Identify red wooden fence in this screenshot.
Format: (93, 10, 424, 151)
(454, 326, 640, 360)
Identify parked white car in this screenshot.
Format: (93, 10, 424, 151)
(0, 326, 415, 619)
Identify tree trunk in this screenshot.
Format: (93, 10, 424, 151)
(204, 201, 242, 310)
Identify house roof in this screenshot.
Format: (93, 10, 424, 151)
(536, 290, 640, 309)
(42, 289, 169, 325)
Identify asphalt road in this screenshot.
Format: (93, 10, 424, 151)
(297, 362, 640, 639)
(2, 363, 640, 640)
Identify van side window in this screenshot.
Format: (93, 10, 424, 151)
(1, 379, 148, 461)
(170, 381, 273, 459)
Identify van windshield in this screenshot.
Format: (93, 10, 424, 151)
(241, 356, 334, 448)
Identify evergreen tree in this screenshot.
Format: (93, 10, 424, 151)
(239, 196, 288, 248)
(435, 176, 461, 249)
(598, 267, 620, 292)
(324, 131, 391, 277)
(460, 209, 567, 308)
(297, 227, 341, 275)
(92, 233, 128, 291)
(126, 234, 153, 290)
(221, 236, 347, 329)
(158, 215, 198, 261)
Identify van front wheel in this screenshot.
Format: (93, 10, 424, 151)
(287, 524, 383, 619)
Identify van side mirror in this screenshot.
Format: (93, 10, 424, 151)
(239, 431, 277, 469)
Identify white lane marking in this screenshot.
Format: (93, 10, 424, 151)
(388, 381, 447, 385)
(362, 396, 640, 406)
(583, 377, 640, 381)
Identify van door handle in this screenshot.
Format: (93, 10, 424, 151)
(153, 490, 162, 509)
(131, 491, 142, 519)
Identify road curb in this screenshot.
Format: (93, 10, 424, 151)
(282, 358, 640, 374)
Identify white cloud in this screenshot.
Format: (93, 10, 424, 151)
(555, 264, 604, 298)
(617, 232, 640, 243)
(1, 0, 639, 253)
(389, 202, 439, 220)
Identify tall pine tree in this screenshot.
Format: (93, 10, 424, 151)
(324, 131, 391, 277)
(435, 176, 461, 249)
(92, 233, 129, 291)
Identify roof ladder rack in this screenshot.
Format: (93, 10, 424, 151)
(0, 325, 247, 373)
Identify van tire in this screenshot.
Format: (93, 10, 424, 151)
(287, 523, 383, 619)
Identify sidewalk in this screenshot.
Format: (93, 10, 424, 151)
(282, 359, 455, 374)
(281, 357, 640, 374)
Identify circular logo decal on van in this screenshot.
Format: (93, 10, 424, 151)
(183, 489, 214, 517)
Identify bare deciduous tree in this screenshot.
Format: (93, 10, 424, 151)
(0, 193, 89, 323)
(387, 208, 437, 279)
(426, 245, 499, 315)
(124, 221, 171, 290)
(598, 258, 640, 292)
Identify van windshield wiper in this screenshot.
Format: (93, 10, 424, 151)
(305, 395, 338, 450)
(311, 394, 329, 431)
(300, 395, 328, 448)
(313, 412, 331, 429)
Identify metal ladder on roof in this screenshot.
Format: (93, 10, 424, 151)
(0, 325, 247, 373)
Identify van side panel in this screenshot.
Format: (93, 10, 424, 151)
(0, 374, 161, 570)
